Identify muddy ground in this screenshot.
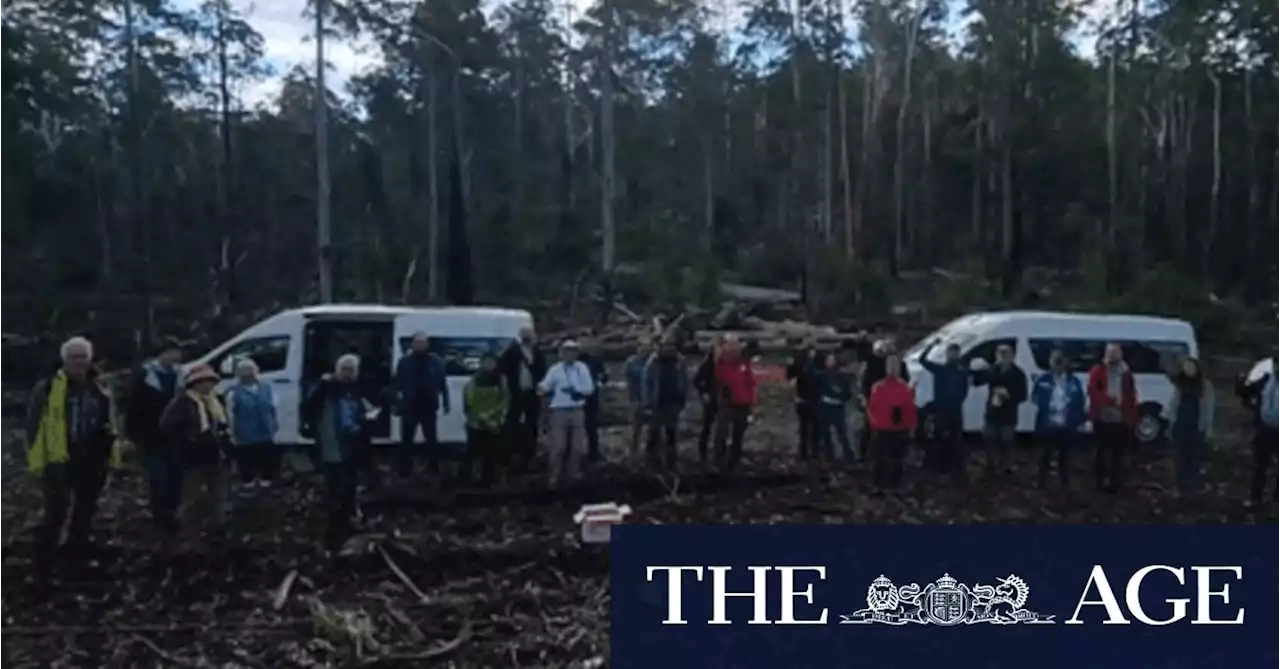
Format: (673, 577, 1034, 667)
(2, 364, 1276, 668)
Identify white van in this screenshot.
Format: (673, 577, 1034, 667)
(189, 304, 534, 446)
(903, 311, 1199, 444)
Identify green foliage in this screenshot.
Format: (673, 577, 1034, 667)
(811, 248, 891, 315)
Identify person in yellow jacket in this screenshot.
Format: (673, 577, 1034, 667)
(25, 336, 120, 562)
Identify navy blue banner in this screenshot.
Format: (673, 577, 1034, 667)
(611, 525, 1277, 669)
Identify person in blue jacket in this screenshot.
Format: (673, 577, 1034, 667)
(393, 332, 451, 478)
(815, 353, 856, 462)
(917, 340, 971, 482)
(226, 358, 280, 488)
(1030, 348, 1087, 488)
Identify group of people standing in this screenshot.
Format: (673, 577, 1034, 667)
(21, 327, 1280, 564)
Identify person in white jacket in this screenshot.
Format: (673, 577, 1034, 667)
(538, 340, 596, 489)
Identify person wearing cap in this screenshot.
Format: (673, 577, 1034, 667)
(225, 358, 280, 488)
(302, 354, 373, 551)
(25, 336, 117, 562)
(462, 352, 509, 487)
(712, 335, 757, 473)
(537, 340, 596, 489)
(500, 326, 550, 470)
(158, 363, 231, 552)
(393, 331, 450, 479)
(125, 337, 185, 532)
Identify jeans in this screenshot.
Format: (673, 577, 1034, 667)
(873, 431, 907, 488)
(983, 422, 1017, 474)
(464, 427, 502, 486)
(505, 391, 541, 468)
(697, 402, 719, 463)
(932, 408, 966, 481)
(1038, 427, 1075, 488)
(1250, 426, 1278, 505)
(234, 441, 280, 483)
(795, 402, 818, 460)
(1172, 430, 1207, 495)
(713, 405, 750, 473)
(40, 458, 107, 554)
(323, 463, 358, 550)
(817, 404, 854, 461)
(399, 410, 438, 477)
(646, 407, 681, 470)
(1094, 421, 1129, 492)
(145, 453, 184, 535)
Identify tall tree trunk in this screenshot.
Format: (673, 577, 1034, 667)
(821, 85, 834, 244)
(427, 73, 441, 301)
(1105, 42, 1118, 290)
(216, 2, 236, 310)
(1204, 71, 1221, 280)
(920, 80, 934, 262)
(599, 0, 617, 274)
(703, 135, 715, 253)
(122, 0, 155, 338)
(1243, 67, 1259, 288)
(853, 57, 879, 261)
(970, 104, 983, 249)
(314, 0, 333, 302)
(891, 8, 923, 277)
(838, 62, 853, 257)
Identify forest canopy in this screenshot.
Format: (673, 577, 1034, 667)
(2, 0, 1276, 348)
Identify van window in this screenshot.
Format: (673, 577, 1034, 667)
(398, 337, 511, 376)
(213, 335, 290, 374)
(962, 338, 1017, 366)
(1027, 338, 1190, 374)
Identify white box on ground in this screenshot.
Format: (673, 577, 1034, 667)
(574, 503, 633, 544)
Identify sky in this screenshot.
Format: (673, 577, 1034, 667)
(196, 0, 1113, 108)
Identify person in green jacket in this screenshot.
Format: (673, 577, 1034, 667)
(463, 353, 509, 486)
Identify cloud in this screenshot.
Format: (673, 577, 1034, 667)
(173, 0, 380, 106)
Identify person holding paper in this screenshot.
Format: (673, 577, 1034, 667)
(972, 344, 1028, 477)
(537, 340, 596, 489)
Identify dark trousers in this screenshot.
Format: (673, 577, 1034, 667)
(713, 405, 750, 472)
(817, 404, 854, 461)
(145, 452, 184, 535)
(1250, 426, 1278, 505)
(983, 422, 1017, 474)
(585, 395, 602, 463)
(40, 458, 107, 554)
(697, 402, 719, 462)
(646, 407, 680, 470)
(399, 410, 438, 477)
(1172, 430, 1207, 495)
(1094, 422, 1129, 492)
(932, 409, 966, 481)
(323, 463, 358, 551)
(1038, 428, 1074, 488)
(505, 391, 541, 467)
(873, 431, 907, 488)
(234, 441, 280, 483)
(464, 427, 502, 486)
(795, 402, 819, 460)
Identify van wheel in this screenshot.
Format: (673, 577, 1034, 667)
(1135, 404, 1166, 445)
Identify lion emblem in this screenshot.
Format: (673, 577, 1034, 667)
(866, 575, 900, 612)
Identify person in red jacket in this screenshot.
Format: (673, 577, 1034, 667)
(712, 336, 758, 473)
(1086, 343, 1138, 493)
(867, 355, 918, 490)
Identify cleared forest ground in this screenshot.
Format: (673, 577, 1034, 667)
(2, 365, 1276, 668)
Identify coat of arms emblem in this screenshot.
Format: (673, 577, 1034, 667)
(840, 573, 1055, 626)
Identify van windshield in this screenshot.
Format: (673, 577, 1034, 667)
(398, 337, 512, 376)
